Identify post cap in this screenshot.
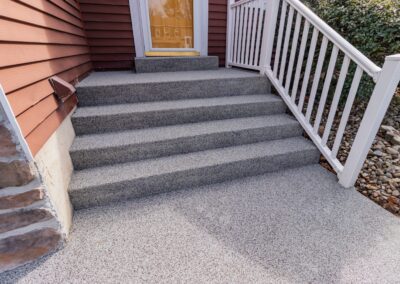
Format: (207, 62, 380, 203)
(386, 54, 400, 61)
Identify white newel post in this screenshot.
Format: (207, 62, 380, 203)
(339, 54, 400, 188)
(259, 0, 280, 74)
(226, 0, 235, 68)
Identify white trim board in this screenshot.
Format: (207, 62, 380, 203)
(129, 0, 209, 57)
(0, 84, 33, 161)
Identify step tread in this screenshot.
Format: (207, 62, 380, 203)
(70, 137, 316, 192)
(71, 114, 299, 151)
(73, 94, 279, 118)
(77, 68, 263, 88)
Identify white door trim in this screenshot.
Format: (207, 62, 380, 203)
(129, 0, 208, 56)
(129, 0, 145, 57)
(200, 0, 209, 56)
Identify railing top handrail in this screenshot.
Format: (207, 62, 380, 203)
(230, 0, 259, 8)
(286, 0, 382, 81)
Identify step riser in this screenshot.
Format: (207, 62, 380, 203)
(134, 56, 219, 73)
(71, 148, 320, 209)
(71, 123, 303, 170)
(72, 101, 286, 135)
(77, 77, 270, 106)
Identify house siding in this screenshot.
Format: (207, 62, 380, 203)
(209, 0, 228, 66)
(78, 0, 227, 69)
(0, 0, 228, 153)
(0, 0, 91, 155)
(79, 0, 136, 70)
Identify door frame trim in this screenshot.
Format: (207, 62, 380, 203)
(129, 0, 208, 57)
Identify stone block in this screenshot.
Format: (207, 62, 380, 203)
(0, 125, 17, 158)
(0, 160, 34, 188)
(0, 189, 43, 210)
(0, 209, 53, 234)
(0, 228, 61, 273)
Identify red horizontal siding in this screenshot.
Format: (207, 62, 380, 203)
(209, 0, 227, 66)
(0, 0, 91, 155)
(78, 0, 135, 70)
(1, 0, 228, 154)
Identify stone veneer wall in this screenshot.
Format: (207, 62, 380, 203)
(0, 104, 62, 273)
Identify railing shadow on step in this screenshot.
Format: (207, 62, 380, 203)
(226, 0, 400, 188)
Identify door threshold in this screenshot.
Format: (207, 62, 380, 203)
(145, 51, 200, 57)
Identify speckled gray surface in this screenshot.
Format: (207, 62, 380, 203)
(70, 114, 302, 169)
(3, 165, 400, 283)
(75, 69, 270, 106)
(77, 68, 262, 87)
(73, 94, 281, 117)
(134, 56, 219, 73)
(72, 95, 286, 135)
(69, 137, 319, 209)
(72, 114, 299, 150)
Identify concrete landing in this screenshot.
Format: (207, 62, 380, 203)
(3, 165, 400, 283)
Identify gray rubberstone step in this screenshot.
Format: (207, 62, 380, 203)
(70, 114, 302, 170)
(134, 56, 219, 73)
(69, 137, 319, 209)
(72, 94, 286, 135)
(76, 69, 270, 106)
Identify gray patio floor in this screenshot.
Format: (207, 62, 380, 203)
(2, 165, 400, 283)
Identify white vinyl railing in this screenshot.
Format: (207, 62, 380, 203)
(226, 0, 400, 188)
(226, 0, 268, 70)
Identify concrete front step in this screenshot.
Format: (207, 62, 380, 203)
(134, 56, 219, 73)
(75, 69, 270, 106)
(70, 114, 302, 170)
(69, 137, 319, 209)
(72, 94, 286, 135)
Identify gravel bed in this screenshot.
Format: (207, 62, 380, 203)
(317, 95, 400, 216)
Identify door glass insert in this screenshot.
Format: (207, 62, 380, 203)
(148, 0, 194, 49)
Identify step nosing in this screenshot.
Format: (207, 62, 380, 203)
(71, 147, 318, 191)
(77, 73, 264, 89)
(78, 76, 263, 88)
(71, 116, 300, 151)
(70, 138, 317, 190)
(72, 95, 281, 117)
